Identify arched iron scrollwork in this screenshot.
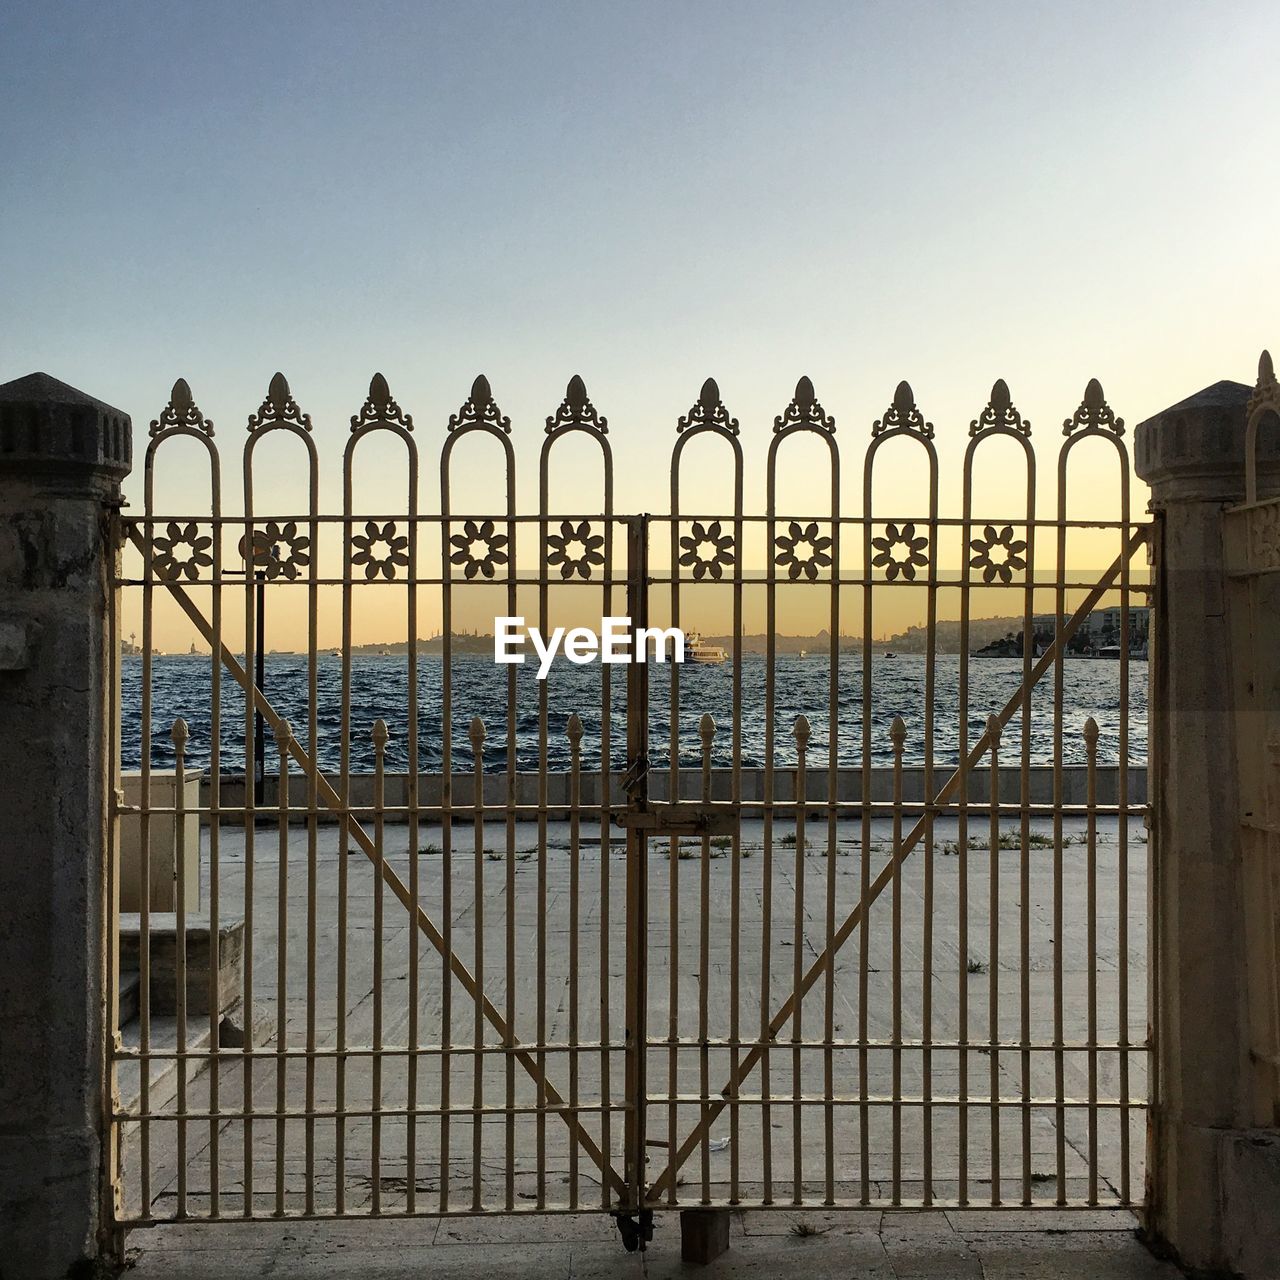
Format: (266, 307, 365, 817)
(773, 374, 834, 433)
(1246, 350, 1280, 506)
(150, 377, 214, 437)
(678, 377, 739, 435)
(449, 373, 511, 434)
(1063, 377, 1124, 437)
(873, 380, 933, 439)
(546, 373, 608, 435)
(247, 371, 313, 433)
(965, 379, 1033, 584)
(969, 377, 1029, 437)
(351, 371, 414, 432)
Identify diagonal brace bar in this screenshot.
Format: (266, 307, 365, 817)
(125, 524, 628, 1200)
(647, 526, 1150, 1200)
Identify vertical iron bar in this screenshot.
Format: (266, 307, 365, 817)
(623, 514, 649, 1209)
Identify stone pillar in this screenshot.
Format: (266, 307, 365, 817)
(1135, 376, 1280, 1272)
(0, 374, 131, 1277)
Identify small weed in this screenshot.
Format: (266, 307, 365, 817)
(967, 956, 988, 975)
(789, 1219, 828, 1238)
(484, 849, 503, 862)
(710, 835, 733, 851)
(418, 843, 442, 856)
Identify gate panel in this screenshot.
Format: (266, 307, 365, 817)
(107, 369, 1152, 1239)
(110, 375, 639, 1225)
(642, 377, 1150, 1210)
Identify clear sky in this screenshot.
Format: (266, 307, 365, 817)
(2, 1, 1276, 645)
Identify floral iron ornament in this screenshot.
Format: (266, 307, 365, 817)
(546, 520, 605, 580)
(449, 519, 510, 580)
(774, 520, 833, 581)
(872, 522, 929, 581)
(248, 521, 312, 581)
(679, 520, 735, 580)
(151, 522, 214, 582)
(968, 524, 1027, 584)
(351, 520, 410, 580)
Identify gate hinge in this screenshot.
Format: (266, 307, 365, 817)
(616, 803, 736, 837)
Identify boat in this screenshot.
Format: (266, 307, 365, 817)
(884, 651, 897, 658)
(798, 648, 808, 658)
(684, 633, 727, 664)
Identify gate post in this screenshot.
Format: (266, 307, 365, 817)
(0, 373, 131, 1278)
(1135, 373, 1280, 1272)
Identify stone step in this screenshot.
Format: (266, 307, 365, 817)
(118, 914, 244, 1018)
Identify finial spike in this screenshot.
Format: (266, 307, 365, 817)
(566, 374, 588, 414)
(567, 712, 584, 742)
(276, 717, 294, 747)
(1083, 716, 1100, 747)
(269, 371, 290, 411)
(700, 712, 717, 741)
(890, 715, 907, 745)
(171, 717, 189, 749)
(986, 713, 1002, 743)
(371, 718, 388, 748)
(990, 379, 1010, 416)
(470, 374, 492, 409)
(469, 715, 486, 745)
(794, 714, 811, 745)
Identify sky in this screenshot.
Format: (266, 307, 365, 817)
(2, 1, 1276, 646)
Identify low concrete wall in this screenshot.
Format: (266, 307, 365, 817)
(200, 764, 1147, 822)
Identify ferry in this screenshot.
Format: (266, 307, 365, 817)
(684, 633, 728, 664)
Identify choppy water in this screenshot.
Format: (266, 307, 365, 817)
(121, 652, 1146, 774)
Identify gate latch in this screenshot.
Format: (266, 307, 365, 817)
(616, 803, 736, 837)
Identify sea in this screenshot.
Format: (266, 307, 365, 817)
(121, 652, 1146, 775)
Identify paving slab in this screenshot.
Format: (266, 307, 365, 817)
(125, 1213, 1183, 1279)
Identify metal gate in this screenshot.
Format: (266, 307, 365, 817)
(106, 370, 1150, 1236)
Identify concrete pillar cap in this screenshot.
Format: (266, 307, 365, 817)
(1135, 360, 1280, 506)
(0, 371, 132, 483)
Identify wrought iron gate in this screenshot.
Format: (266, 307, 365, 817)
(106, 370, 1150, 1236)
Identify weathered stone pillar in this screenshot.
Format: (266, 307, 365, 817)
(1135, 374, 1280, 1273)
(0, 374, 131, 1277)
